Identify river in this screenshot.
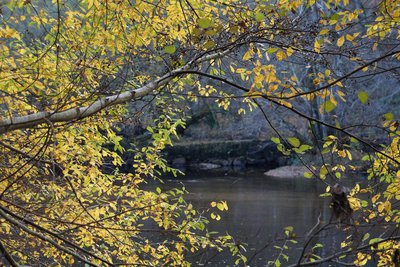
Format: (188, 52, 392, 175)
(156, 169, 341, 266)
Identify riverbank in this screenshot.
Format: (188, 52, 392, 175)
(163, 139, 290, 171)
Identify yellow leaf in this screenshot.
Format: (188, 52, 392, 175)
(346, 34, 354, 41)
(325, 69, 331, 76)
(313, 78, 320, 85)
(337, 36, 345, 47)
(384, 201, 391, 213)
(348, 197, 361, 211)
(319, 29, 329, 35)
(276, 50, 286, 61)
(286, 47, 294, 56)
(346, 150, 352, 160)
(377, 203, 384, 213)
(314, 40, 321, 53)
(243, 50, 253, 61)
(222, 201, 228, 210)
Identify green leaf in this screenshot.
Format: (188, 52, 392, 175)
(361, 200, 368, 207)
(255, 12, 265, 22)
(320, 165, 328, 179)
(323, 100, 336, 113)
(384, 112, 394, 121)
(271, 137, 281, 144)
(277, 143, 284, 152)
(350, 137, 358, 143)
(203, 40, 216, 49)
(284, 226, 293, 232)
(321, 147, 330, 154)
(369, 238, 383, 245)
(146, 126, 154, 133)
(198, 18, 213, 29)
(362, 233, 370, 242)
(205, 29, 217, 36)
(164, 45, 176, 54)
(330, 13, 340, 20)
(357, 91, 369, 104)
(313, 243, 323, 249)
(362, 155, 371, 161)
(298, 144, 312, 152)
(266, 47, 278, 54)
(288, 137, 300, 147)
(304, 172, 313, 178)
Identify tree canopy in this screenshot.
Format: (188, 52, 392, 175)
(0, 0, 399, 266)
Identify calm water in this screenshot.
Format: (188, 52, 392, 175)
(156, 170, 342, 266)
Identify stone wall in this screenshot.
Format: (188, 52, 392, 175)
(164, 139, 290, 170)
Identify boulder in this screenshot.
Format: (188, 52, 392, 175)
(198, 163, 221, 170)
(264, 166, 309, 178)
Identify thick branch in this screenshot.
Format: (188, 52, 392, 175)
(0, 50, 230, 134)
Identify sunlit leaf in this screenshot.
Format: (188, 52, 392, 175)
(267, 47, 278, 54)
(304, 172, 313, 178)
(164, 45, 176, 54)
(255, 12, 265, 22)
(314, 40, 321, 53)
(271, 137, 281, 144)
(357, 91, 369, 104)
(323, 100, 336, 113)
(198, 18, 213, 29)
(337, 36, 345, 47)
(288, 137, 300, 147)
(384, 112, 394, 121)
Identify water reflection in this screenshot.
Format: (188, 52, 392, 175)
(157, 170, 336, 266)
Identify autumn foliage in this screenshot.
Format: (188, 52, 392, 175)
(0, 0, 399, 266)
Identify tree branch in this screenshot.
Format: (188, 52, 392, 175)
(0, 49, 231, 134)
(0, 140, 54, 165)
(176, 70, 400, 164)
(287, 235, 400, 267)
(0, 240, 20, 267)
(0, 207, 110, 266)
